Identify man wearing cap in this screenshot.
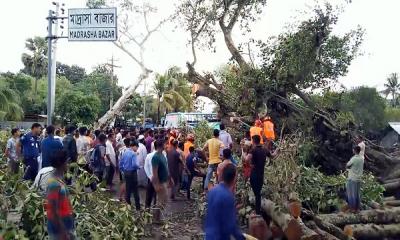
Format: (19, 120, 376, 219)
(263, 116, 275, 150)
(20, 123, 42, 181)
(137, 135, 148, 187)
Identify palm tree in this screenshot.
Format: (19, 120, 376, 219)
(152, 67, 192, 124)
(383, 73, 400, 107)
(0, 84, 24, 121)
(21, 36, 48, 94)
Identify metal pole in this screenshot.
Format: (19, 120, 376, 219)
(50, 3, 59, 120)
(46, 10, 53, 126)
(143, 82, 146, 125)
(110, 55, 114, 110)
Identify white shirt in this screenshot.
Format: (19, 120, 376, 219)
(358, 141, 366, 159)
(32, 167, 54, 195)
(144, 151, 167, 180)
(76, 135, 90, 155)
(219, 130, 233, 155)
(116, 133, 122, 143)
(106, 140, 116, 166)
(137, 143, 148, 167)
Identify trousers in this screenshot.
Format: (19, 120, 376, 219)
(125, 170, 141, 210)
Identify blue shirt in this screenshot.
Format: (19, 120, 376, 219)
(20, 132, 40, 159)
(205, 183, 244, 240)
(186, 153, 196, 173)
(119, 148, 140, 172)
(41, 135, 63, 168)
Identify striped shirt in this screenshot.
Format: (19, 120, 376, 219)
(45, 176, 74, 234)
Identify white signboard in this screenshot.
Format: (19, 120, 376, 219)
(68, 8, 117, 41)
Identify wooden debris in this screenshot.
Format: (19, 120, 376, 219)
(257, 198, 320, 240)
(318, 207, 400, 226)
(349, 223, 400, 239)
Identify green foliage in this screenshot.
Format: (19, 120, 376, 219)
(0, 80, 24, 121)
(384, 107, 400, 122)
(76, 66, 122, 116)
(315, 87, 386, 132)
(56, 91, 101, 125)
(153, 66, 193, 123)
(21, 37, 47, 79)
(193, 120, 212, 147)
(56, 63, 87, 85)
(0, 164, 147, 240)
(299, 165, 347, 213)
(299, 166, 384, 213)
(382, 73, 400, 107)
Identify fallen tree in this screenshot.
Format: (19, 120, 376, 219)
(250, 197, 320, 240)
(318, 208, 400, 226)
(349, 223, 400, 240)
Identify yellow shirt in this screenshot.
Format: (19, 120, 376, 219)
(207, 138, 224, 164)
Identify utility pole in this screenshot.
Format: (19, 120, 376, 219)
(105, 56, 121, 111)
(46, 9, 53, 126)
(143, 81, 147, 125)
(46, 2, 67, 126)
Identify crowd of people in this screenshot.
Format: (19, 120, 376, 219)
(2, 115, 366, 239)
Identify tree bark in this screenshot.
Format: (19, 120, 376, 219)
(304, 221, 340, 240)
(383, 180, 400, 192)
(349, 223, 400, 240)
(254, 198, 320, 240)
(302, 209, 354, 240)
(96, 69, 151, 128)
(383, 200, 400, 207)
(318, 208, 400, 226)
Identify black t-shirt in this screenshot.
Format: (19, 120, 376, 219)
(251, 145, 271, 178)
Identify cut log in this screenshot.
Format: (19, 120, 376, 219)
(318, 207, 400, 226)
(383, 200, 400, 207)
(256, 198, 320, 240)
(383, 180, 400, 192)
(384, 196, 396, 201)
(302, 209, 354, 240)
(349, 223, 400, 240)
(304, 221, 340, 240)
(383, 177, 400, 184)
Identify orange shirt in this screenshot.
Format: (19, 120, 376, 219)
(184, 141, 194, 159)
(263, 121, 275, 140)
(250, 126, 264, 144)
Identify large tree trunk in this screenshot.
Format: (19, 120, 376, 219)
(383, 180, 400, 192)
(349, 223, 400, 240)
(318, 208, 400, 227)
(255, 198, 320, 240)
(96, 69, 151, 129)
(302, 209, 354, 240)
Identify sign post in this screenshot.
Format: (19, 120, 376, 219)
(68, 8, 117, 41)
(46, 6, 117, 125)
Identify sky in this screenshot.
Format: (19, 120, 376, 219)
(0, 0, 399, 109)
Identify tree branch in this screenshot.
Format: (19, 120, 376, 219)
(139, 14, 173, 46)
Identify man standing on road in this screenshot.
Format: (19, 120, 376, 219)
(119, 140, 141, 210)
(41, 125, 63, 168)
(20, 123, 42, 181)
(167, 140, 182, 200)
(145, 130, 154, 153)
(246, 135, 278, 214)
(152, 140, 169, 209)
(203, 129, 224, 192)
(76, 127, 90, 165)
(137, 135, 148, 187)
(346, 146, 364, 212)
(5, 128, 20, 174)
(63, 125, 78, 163)
(105, 133, 117, 190)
